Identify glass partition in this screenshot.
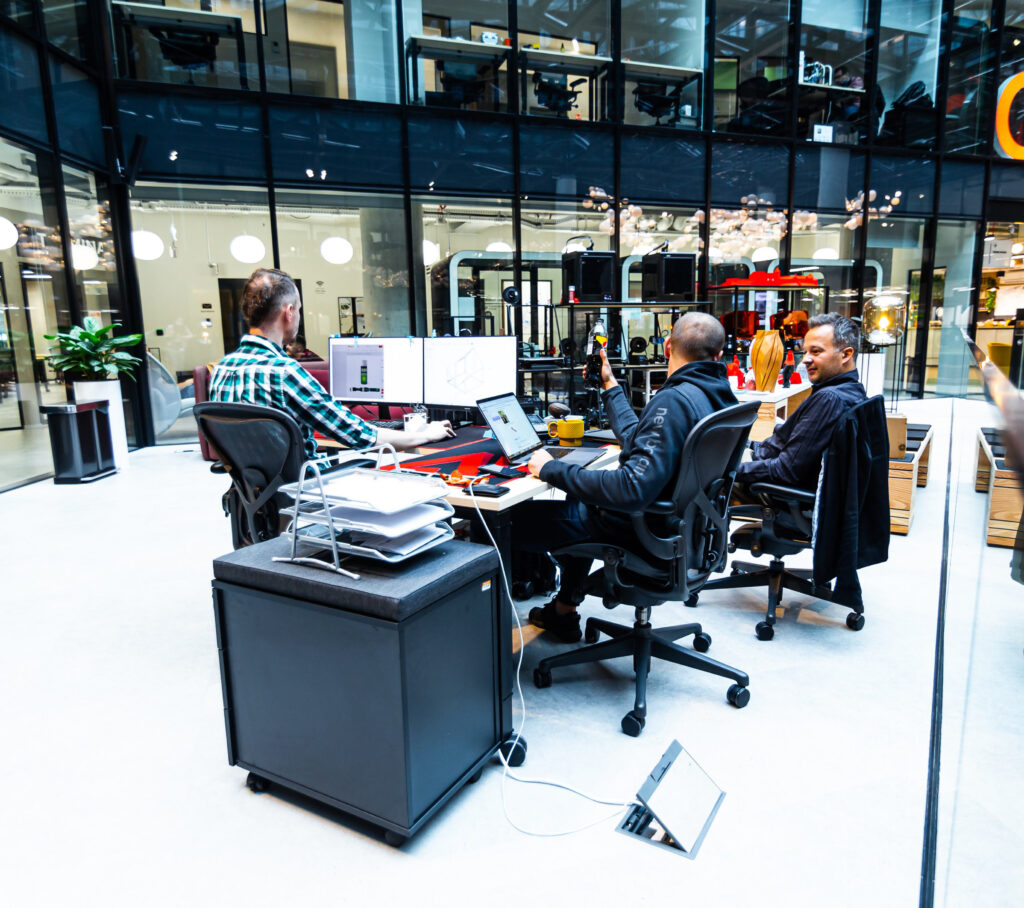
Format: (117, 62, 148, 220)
(714, 0, 792, 136)
(109, 0, 259, 91)
(41, 0, 90, 61)
(50, 60, 104, 167)
(621, 0, 704, 128)
(946, 0, 996, 154)
(798, 0, 872, 144)
(130, 182, 272, 442)
(2, 0, 36, 30)
(875, 0, 942, 148)
(0, 26, 49, 146)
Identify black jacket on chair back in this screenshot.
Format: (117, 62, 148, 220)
(812, 395, 890, 606)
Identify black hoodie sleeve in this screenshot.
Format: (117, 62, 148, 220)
(602, 384, 639, 446)
(540, 388, 692, 512)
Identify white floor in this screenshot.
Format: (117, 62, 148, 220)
(1, 399, 1019, 907)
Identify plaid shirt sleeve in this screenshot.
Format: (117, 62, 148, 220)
(282, 362, 378, 449)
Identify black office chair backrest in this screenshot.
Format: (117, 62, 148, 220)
(620, 400, 760, 604)
(193, 401, 304, 548)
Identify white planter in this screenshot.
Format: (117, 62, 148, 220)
(73, 379, 130, 470)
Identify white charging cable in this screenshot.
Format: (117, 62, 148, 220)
(465, 478, 639, 837)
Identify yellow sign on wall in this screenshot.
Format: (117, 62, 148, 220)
(995, 72, 1024, 160)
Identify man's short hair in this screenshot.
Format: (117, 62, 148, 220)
(672, 312, 726, 361)
(807, 312, 860, 359)
(241, 268, 298, 328)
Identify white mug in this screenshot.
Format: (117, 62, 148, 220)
(403, 412, 428, 432)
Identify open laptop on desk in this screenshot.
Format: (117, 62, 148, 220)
(477, 392, 604, 467)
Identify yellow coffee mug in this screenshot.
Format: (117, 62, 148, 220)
(548, 417, 585, 447)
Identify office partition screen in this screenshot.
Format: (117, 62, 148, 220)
(328, 336, 424, 404)
(422, 336, 517, 407)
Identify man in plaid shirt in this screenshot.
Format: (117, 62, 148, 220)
(211, 268, 453, 461)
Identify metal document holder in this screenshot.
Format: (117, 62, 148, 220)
(275, 445, 454, 577)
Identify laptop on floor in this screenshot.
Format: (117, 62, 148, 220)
(476, 392, 605, 468)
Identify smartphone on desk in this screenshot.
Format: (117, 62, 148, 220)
(468, 482, 510, 498)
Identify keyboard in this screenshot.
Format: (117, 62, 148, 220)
(369, 419, 405, 430)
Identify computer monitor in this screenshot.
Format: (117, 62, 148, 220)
(422, 336, 517, 408)
(328, 336, 424, 404)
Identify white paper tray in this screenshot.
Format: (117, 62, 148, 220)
(284, 520, 454, 564)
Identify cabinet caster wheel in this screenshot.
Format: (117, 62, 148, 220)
(685, 593, 699, 608)
(727, 684, 750, 708)
(533, 667, 552, 689)
(384, 830, 407, 847)
(511, 580, 534, 601)
(693, 632, 711, 653)
(468, 767, 484, 784)
(846, 612, 865, 631)
(584, 624, 600, 644)
(730, 566, 743, 576)
(755, 621, 774, 641)
(621, 710, 646, 737)
(246, 772, 269, 793)
(498, 737, 527, 767)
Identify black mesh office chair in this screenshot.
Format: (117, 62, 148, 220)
(532, 401, 760, 736)
(533, 71, 586, 115)
(696, 396, 890, 640)
(633, 81, 682, 126)
(194, 401, 304, 549)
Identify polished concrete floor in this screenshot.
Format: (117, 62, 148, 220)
(1, 398, 1019, 907)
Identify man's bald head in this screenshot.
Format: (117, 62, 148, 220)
(670, 312, 726, 363)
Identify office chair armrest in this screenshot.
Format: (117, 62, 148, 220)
(748, 482, 816, 505)
(645, 499, 676, 516)
(727, 503, 765, 520)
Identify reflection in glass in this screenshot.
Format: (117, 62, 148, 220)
(946, 0, 996, 154)
(42, 0, 89, 60)
(792, 146, 865, 211)
(714, 0, 792, 136)
(130, 182, 273, 442)
(414, 196, 514, 337)
(263, 0, 348, 99)
(798, 0, 871, 144)
(789, 213, 861, 318)
(277, 189, 411, 343)
(110, 0, 259, 90)
(50, 61, 104, 167)
(0, 27, 49, 145)
(2, 0, 35, 29)
(997, 3, 1024, 157)
(62, 166, 120, 331)
(875, 0, 942, 148)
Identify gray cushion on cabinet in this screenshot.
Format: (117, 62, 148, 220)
(212, 536, 499, 622)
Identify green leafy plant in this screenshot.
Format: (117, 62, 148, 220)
(44, 316, 144, 381)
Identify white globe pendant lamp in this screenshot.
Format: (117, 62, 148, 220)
(131, 229, 165, 261)
(320, 236, 354, 265)
(230, 234, 266, 264)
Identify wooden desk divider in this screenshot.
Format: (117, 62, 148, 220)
(975, 427, 1024, 549)
(889, 423, 933, 535)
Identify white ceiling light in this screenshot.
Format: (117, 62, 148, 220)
(230, 234, 266, 264)
(320, 236, 354, 265)
(131, 229, 165, 261)
(422, 239, 440, 266)
(0, 216, 18, 251)
(752, 246, 778, 262)
(1012, 242, 1024, 255)
(485, 241, 512, 253)
(813, 247, 840, 260)
(71, 242, 99, 271)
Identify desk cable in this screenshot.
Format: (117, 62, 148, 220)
(466, 480, 639, 837)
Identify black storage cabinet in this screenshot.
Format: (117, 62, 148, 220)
(40, 400, 116, 483)
(211, 536, 512, 843)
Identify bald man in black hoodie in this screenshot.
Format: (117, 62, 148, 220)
(513, 312, 738, 643)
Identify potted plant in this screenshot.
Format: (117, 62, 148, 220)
(45, 316, 143, 470)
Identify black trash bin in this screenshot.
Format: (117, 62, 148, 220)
(40, 400, 117, 483)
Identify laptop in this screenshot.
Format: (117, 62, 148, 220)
(476, 392, 605, 467)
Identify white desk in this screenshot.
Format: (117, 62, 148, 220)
(734, 384, 812, 441)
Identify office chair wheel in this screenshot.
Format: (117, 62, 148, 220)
(621, 710, 646, 737)
(685, 593, 699, 607)
(499, 737, 528, 767)
(846, 612, 865, 631)
(384, 830, 407, 847)
(755, 621, 775, 641)
(533, 667, 553, 689)
(693, 632, 711, 653)
(727, 684, 750, 708)
(511, 580, 534, 600)
(584, 624, 601, 644)
(245, 772, 269, 793)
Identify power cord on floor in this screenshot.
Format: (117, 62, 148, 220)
(465, 479, 639, 837)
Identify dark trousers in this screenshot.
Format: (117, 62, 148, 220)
(510, 498, 630, 605)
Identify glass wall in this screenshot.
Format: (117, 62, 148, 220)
(714, 0, 792, 136)
(41, 0, 89, 62)
(0, 136, 70, 489)
(946, 0, 996, 154)
(130, 183, 273, 442)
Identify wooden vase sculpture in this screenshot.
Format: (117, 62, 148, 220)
(750, 329, 785, 391)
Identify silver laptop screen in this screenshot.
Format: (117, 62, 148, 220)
(477, 393, 541, 462)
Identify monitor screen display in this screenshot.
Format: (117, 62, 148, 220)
(422, 336, 517, 408)
(328, 337, 424, 404)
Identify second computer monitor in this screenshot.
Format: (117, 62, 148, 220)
(328, 336, 424, 404)
(422, 336, 517, 408)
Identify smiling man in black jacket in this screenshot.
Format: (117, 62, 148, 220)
(735, 312, 866, 493)
(512, 312, 737, 643)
